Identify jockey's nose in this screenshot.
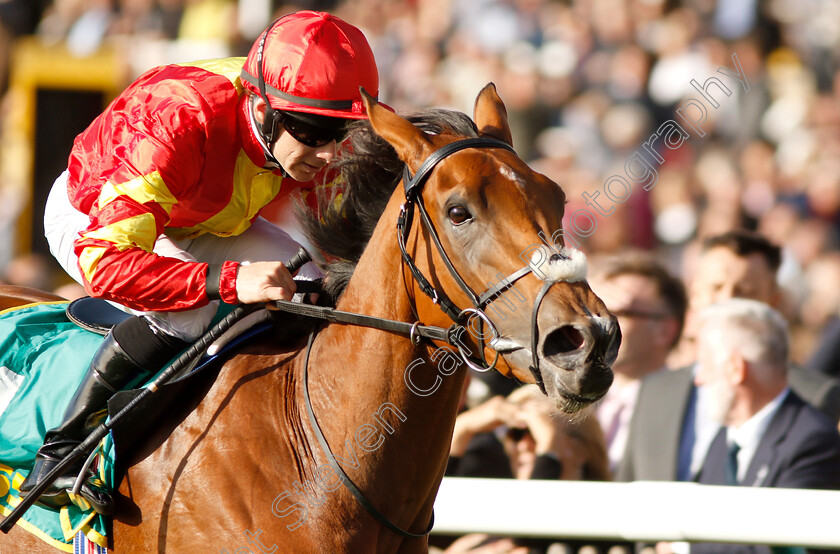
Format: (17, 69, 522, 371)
(316, 140, 338, 163)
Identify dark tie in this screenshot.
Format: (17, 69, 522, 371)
(725, 441, 741, 485)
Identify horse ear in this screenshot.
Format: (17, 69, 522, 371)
(473, 83, 513, 147)
(361, 88, 431, 166)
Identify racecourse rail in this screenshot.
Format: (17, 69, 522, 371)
(433, 478, 840, 547)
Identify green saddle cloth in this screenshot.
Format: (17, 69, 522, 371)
(0, 301, 113, 551)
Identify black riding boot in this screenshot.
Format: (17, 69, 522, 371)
(19, 316, 187, 513)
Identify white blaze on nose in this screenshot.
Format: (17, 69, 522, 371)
(529, 245, 588, 283)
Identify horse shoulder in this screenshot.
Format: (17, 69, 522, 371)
(0, 285, 66, 311)
(112, 340, 317, 551)
(0, 524, 61, 553)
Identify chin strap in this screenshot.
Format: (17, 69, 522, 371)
(248, 94, 288, 176)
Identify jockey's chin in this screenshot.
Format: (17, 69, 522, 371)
(291, 161, 327, 181)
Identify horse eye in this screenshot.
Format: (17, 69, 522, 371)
(448, 205, 472, 225)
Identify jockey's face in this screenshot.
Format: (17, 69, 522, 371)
(271, 126, 338, 181)
(252, 96, 339, 181)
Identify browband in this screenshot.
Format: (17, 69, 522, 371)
(402, 137, 515, 200)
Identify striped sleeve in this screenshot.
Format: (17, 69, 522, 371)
(68, 65, 238, 311)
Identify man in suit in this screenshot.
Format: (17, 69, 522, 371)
(617, 230, 840, 483)
(661, 299, 840, 554)
(589, 253, 687, 475)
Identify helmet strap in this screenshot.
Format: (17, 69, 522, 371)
(249, 95, 288, 176)
(254, 18, 288, 174)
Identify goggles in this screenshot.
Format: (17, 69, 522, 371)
(280, 111, 351, 147)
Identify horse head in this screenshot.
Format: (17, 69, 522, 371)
(362, 84, 620, 414)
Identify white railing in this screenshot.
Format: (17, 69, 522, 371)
(433, 478, 840, 547)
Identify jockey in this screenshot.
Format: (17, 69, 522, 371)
(20, 11, 379, 511)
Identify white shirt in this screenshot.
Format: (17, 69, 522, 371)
(597, 379, 640, 472)
(676, 389, 789, 554)
(683, 363, 723, 481)
(597, 369, 667, 473)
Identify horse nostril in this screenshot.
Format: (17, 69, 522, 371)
(604, 319, 622, 365)
(543, 325, 585, 358)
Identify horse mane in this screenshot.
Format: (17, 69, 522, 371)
(295, 108, 479, 301)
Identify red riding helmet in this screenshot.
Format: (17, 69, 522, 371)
(240, 11, 380, 121)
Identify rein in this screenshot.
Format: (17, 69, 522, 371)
(301, 332, 435, 538)
(272, 299, 462, 347)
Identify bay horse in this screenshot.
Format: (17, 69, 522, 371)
(0, 84, 619, 553)
(0, 285, 64, 311)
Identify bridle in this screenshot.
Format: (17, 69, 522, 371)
(395, 137, 571, 392)
(293, 135, 570, 538)
(398, 137, 539, 374)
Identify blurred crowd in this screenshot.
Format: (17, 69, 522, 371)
(1, 0, 839, 362)
(2, 1, 840, 553)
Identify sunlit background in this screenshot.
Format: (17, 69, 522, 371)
(3, 2, 840, 551)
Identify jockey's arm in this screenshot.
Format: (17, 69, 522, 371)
(74, 196, 298, 310)
(68, 66, 301, 311)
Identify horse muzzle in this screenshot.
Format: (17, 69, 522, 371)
(534, 316, 620, 413)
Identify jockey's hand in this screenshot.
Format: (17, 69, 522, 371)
(235, 261, 297, 304)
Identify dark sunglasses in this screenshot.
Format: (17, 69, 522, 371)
(280, 112, 350, 148)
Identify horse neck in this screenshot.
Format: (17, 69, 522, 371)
(304, 193, 466, 521)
